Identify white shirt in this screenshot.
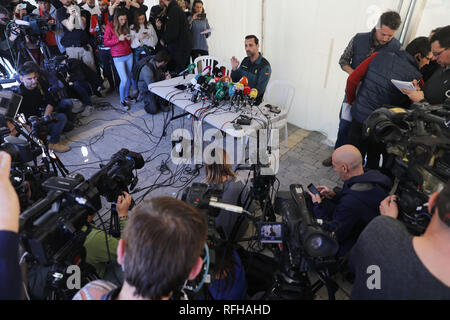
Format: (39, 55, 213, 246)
(130, 24, 158, 49)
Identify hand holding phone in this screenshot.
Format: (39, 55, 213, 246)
(307, 183, 320, 195)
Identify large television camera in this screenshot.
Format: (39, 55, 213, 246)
(11, 13, 56, 40)
(19, 148, 144, 267)
(364, 99, 450, 234)
(181, 179, 339, 299)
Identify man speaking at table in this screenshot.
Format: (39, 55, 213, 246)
(231, 35, 272, 105)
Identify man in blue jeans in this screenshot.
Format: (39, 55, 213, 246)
(17, 62, 72, 153)
(322, 11, 402, 167)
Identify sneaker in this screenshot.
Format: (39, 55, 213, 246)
(322, 156, 332, 167)
(125, 97, 136, 104)
(49, 142, 71, 153)
(80, 105, 94, 117)
(121, 101, 131, 111)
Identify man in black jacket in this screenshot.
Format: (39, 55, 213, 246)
(159, 0, 192, 73)
(17, 61, 72, 153)
(404, 25, 450, 105)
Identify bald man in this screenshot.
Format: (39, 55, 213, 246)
(308, 145, 392, 257)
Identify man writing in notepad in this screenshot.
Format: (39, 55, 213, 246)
(403, 26, 450, 106)
(346, 37, 433, 171)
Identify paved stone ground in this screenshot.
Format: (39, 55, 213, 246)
(55, 91, 351, 300)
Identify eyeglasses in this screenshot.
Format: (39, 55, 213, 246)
(433, 48, 449, 58)
(424, 55, 433, 61)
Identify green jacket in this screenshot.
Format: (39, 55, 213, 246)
(82, 218, 128, 278)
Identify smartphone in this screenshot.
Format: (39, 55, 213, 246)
(259, 222, 283, 244)
(307, 183, 320, 195)
(198, 13, 206, 19)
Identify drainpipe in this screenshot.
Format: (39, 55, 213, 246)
(261, 0, 266, 55)
(399, 0, 418, 44)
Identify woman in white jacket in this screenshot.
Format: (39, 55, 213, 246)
(130, 11, 158, 64)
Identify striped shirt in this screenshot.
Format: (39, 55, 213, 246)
(73, 280, 118, 300)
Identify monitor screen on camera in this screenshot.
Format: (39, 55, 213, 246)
(260, 222, 283, 244)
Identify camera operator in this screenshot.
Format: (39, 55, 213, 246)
(149, 4, 166, 54)
(159, 0, 193, 74)
(0, 5, 20, 68)
(57, 0, 96, 72)
(73, 197, 207, 300)
(81, 191, 132, 285)
(347, 37, 433, 170)
(134, 50, 171, 114)
(349, 183, 450, 299)
(0, 152, 22, 300)
(231, 35, 272, 105)
(17, 61, 72, 153)
(307, 145, 392, 257)
(32, 0, 61, 57)
(403, 25, 450, 105)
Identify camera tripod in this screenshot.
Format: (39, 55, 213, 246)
(10, 118, 69, 177)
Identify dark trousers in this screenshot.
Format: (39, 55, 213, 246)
(349, 120, 387, 170)
(335, 118, 352, 149)
(97, 49, 119, 89)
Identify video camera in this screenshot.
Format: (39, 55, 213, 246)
(364, 99, 450, 234)
(11, 13, 55, 40)
(19, 148, 144, 266)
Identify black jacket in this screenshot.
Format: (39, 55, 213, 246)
(424, 66, 450, 105)
(352, 50, 422, 124)
(162, 1, 192, 70)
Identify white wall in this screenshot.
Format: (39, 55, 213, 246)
(415, 0, 450, 36)
(204, 0, 401, 144)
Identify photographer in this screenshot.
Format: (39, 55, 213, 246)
(0, 5, 19, 68)
(17, 61, 72, 153)
(404, 25, 450, 105)
(32, 0, 61, 57)
(349, 184, 450, 299)
(58, 57, 104, 117)
(82, 192, 132, 285)
(307, 145, 392, 257)
(159, 0, 193, 73)
(134, 50, 171, 114)
(188, 0, 211, 61)
(57, 0, 96, 72)
(0, 152, 22, 300)
(73, 197, 207, 300)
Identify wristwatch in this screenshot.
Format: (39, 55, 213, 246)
(119, 215, 129, 221)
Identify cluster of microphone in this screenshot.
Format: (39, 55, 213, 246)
(183, 64, 259, 111)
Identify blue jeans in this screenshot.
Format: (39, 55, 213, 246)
(113, 53, 133, 102)
(48, 113, 67, 144)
